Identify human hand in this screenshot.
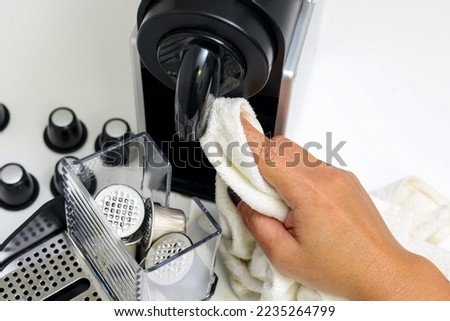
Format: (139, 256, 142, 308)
(230, 118, 450, 300)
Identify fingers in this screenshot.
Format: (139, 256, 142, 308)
(237, 201, 299, 265)
(241, 116, 324, 208)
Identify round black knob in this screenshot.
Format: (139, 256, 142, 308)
(50, 156, 97, 197)
(44, 107, 88, 153)
(95, 118, 131, 151)
(0, 163, 39, 211)
(0, 103, 10, 131)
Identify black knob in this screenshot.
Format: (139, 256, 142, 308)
(50, 156, 97, 197)
(0, 103, 10, 131)
(44, 107, 88, 153)
(0, 163, 39, 211)
(95, 118, 132, 166)
(95, 118, 131, 151)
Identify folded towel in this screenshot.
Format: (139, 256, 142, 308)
(200, 97, 450, 300)
(200, 97, 289, 222)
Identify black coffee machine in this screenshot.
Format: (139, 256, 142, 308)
(132, 0, 315, 200)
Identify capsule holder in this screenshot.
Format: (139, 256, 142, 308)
(63, 132, 221, 300)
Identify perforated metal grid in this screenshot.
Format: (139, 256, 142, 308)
(0, 233, 110, 301)
(95, 184, 145, 238)
(146, 233, 193, 285)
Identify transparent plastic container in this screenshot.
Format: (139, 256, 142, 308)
(62, 132, 221, 300)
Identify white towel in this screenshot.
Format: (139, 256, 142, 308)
(199, 97, 450, 300)
(200, 97, 289, 222)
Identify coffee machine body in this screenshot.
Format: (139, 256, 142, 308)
(131, 0, 317, 200)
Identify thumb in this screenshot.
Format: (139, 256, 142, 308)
(241, 116, 323, 208)
(237, 200, 297, 265)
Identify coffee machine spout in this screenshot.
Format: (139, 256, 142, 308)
(135, 0, 311, 199)
(175, 45, 219, 141)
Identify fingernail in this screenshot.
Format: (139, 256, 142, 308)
(227, 187, 241, 207)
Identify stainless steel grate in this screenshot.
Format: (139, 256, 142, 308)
(0, 233, 109, 301)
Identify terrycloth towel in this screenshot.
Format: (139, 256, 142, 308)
(200, 98, 289, 222)
(199, 97, 450, 300)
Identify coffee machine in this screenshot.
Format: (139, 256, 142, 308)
(131, 0, 316, 200)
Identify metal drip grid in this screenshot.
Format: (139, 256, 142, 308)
(0, 233, 110, 301)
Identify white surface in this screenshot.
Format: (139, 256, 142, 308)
(0, 0, 140, 241)
(287, 0, 450, 200)
(1, 0, 450, 300)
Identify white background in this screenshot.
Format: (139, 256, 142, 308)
(288, 0, 450, 199)
(0, 0, 140, 241)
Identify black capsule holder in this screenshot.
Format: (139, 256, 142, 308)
(0, 164, 40, 211)
(0, 106, 129, 211)
(43, 107, 88, 154)
(0, 103, 10, 132)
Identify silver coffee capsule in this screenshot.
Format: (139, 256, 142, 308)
(143, 199, 186, 252)
(122, 229, 143, 259)
(145, 232, 194, 285)
(94, 184, 145, 238)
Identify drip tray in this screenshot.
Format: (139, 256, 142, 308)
(0, 233, 110, 301)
